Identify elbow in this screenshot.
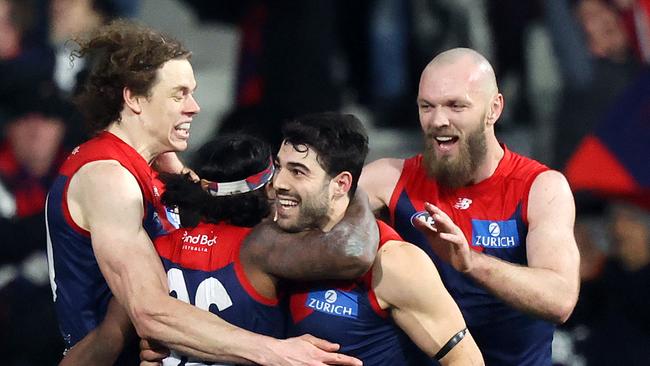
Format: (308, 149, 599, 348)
(551, 295, 578, 324)
(345, 249, 375, 277)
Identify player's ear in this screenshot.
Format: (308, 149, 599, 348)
(486, 93, 504, 126)
(331, 171, 352, 197)
(123, 87, 143, 114)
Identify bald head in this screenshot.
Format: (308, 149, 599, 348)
(422, 48, 498, 97)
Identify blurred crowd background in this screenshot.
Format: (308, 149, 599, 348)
(0, 0, 648, 365)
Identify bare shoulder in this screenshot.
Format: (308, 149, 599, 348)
(374, 240, 440, 304)
(360, 158, 405, 211)
(376, 240, 436, 278)
(528, 170, 575, 224)
(68, 160, 144, 229)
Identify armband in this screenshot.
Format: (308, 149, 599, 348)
(433, 328, 467, 361)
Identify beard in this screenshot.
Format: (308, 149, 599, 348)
(275, 182, 330, 233)
(423, 121, 487, 189)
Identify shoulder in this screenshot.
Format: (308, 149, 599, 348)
(70, 160, 144, 211)
(362, 158, 405, 178)
(373, 240, 441, 307)
(360, 158, 406, 209)
(377, 240, 434, 272)
(528, 170, 575, 225)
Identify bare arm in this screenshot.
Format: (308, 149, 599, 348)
(415, 171, 580, 323)
(468, 171, 580, 323)
(59, 297, 134, 366)
(69, 161, 361, 366)
(242, 189, 379, 281)
(373, 241, 483, 365)
(359, 158, 404, 215)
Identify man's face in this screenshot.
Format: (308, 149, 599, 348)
(272, 141, 332, 233)
(139, 58, 200, 153)
(417, 63, 489, 188)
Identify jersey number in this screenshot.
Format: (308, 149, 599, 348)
(164, 268, 233, 366)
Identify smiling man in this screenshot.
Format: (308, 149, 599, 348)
(360, 48, 580, 365)
(244, 112, 483, 365)
(46, 20, 361, 365)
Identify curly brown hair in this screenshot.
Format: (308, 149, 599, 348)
(72, 19, 191, 134)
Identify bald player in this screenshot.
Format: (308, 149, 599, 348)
(360, 48, 580, 365)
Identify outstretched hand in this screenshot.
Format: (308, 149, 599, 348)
(412, 202, 474, 273)
(269, 334, 362, 366)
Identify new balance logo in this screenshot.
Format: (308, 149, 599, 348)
(454, 198, 472, 210)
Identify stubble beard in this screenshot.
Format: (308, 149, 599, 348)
(276, 182, 331, 233)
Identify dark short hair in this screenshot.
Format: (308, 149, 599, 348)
(281, 112, 369, 196)
(161, 134, 272, 228)
(73, 20, 191, 134)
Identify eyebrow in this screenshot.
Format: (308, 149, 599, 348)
(275, 156, 312, 173)
(171, 85, 197, 94)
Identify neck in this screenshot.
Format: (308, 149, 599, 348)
(321, 195, 350, 232)
(106, 118, 162, 165)
(471, 135, 504, 184)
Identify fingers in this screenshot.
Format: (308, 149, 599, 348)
(319, 352, 363, 366)
(424, 202, 462, 235)
(298, 333, 340, 352)
(139, 339, 169, 362)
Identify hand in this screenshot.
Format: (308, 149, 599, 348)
(139, 338, 169, 365)
(267, 334, 362, 366)
(413, 202, 474, 273)
(180, 166, 200, 182)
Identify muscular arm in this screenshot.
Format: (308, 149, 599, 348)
(241, 189, 379, 281)
(418, 171, 580, 323)
(373, 241, 483, 365)
(467, 171, 580, 323)
(359, 158, 404, 215)
(69, 161, 358, 365)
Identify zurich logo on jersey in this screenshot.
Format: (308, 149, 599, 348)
(471, 219, 520, 248)
(306, 289, 358, 319)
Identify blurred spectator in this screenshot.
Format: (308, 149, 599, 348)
(613, 0, 650, 63)
(544, 0, 643, 169)
(0, 85, 69, 365)
(555, 202, 650, 365)
(49, 0, 120, 95)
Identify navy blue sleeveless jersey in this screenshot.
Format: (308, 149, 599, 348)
(46, 132, 177, 362)
(286, 220, 433, 366)
(388, 146, 554, 365)
(155, 222, 286, 365)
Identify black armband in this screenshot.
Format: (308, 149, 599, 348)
(433, 328, 467, 361)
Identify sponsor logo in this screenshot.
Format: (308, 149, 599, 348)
(410, 210, 435, 227)
(306, 290, 358, 319)
(471, 219, 520, 248)
(181, 231, 217, 253)
(454, 198, 472, 210)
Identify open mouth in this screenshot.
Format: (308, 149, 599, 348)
(434, 136, 459, 152)
(174, 122, 191, 139)
(276, 196, 299, 216)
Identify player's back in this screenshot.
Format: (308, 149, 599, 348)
(155, 221, 286, 365)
